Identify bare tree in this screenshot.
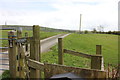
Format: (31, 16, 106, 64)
(92, 28, 97, 33)
(97, 25, 104, 32)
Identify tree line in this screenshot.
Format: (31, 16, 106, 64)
(84, 29, 120, 35)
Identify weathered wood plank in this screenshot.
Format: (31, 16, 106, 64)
(58, 38, 64, 65)
(91, 56, 103, 70)
(8, 31, 17, 78)
(17, 28, 25, 78)
(91, 45, 104, 70)
(33, 25, 40, 62)
(96, 45, 104, 70)
(29, 38, 36, 78)
(44, 63, 107, 79)
(25, 32, 28, 52)
(96, 45, 102, 55)
(28, 59, 44, 71)
(29, 25, 41, 78)
(64, 49, 102, 58)
(64, 49, 93, 59)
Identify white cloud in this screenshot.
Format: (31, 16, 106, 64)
(0, 0, 119, 31)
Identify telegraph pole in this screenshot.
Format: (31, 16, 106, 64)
(5, 21, 7, 25)
(79, 14, 82, 33)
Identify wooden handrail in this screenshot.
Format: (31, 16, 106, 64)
(28, 59, 44, 71)
(64, 49, 102, 59)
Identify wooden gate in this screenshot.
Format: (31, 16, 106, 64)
(0, 28, 15, 74)
(7, 25, 107, 79)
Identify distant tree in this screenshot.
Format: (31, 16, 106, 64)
(84, 30, 88, 34)
(108, 31, 112, 34)
(92, 28, 97, 33)
(97, 25, 104, 32)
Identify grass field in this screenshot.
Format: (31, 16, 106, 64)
(41, 33, 118, 68)
(0, 30, 62, 47)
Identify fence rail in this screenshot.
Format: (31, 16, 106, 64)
(0, 38, 9, 40)
(0, 28, 15, 30)
(0, 58, 9, 60)
(0, 69, 9, 70)
(0, 52, 8, 54)
(0, 47, 8, 49)
(0, 64, 9, 65)
(28, 59, 44, 71)
(64, 49, 92, 59)
(64, 49, 102, 59)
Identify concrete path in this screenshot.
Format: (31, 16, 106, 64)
(41, 33, 70, 53)
(0, 33, 70, 75)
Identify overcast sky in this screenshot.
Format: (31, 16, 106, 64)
(0, 0, 119, 31)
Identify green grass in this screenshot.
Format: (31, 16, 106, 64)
(42, 33, 118, 68)
(1, 33, 118, 78)
(0, 70, 10, 79)
(0, 30, 62, 47)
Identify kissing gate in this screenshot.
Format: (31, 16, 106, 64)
(8, 25, 107, 79)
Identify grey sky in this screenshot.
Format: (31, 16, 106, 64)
(0, 0, 119, 31)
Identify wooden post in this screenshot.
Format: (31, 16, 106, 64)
(8, 31, 17, 78)
(25, 32, 28, 52)
(58, 38, 63, 65)
(96, 45, 104, 70)
(96, 45, 101, 55)
(91, 55, 102, 70)
(91, 45, 103, 70)
(17, 27, 25, 78)
(108, 63, 110, 78)
(17, 27, 22, 39)
(30, 25, 40, 78)
(29, 38, 36, 78)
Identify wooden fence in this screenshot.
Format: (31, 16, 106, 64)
(8, 25, 107, 79)
(58, 38, 104, 70)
